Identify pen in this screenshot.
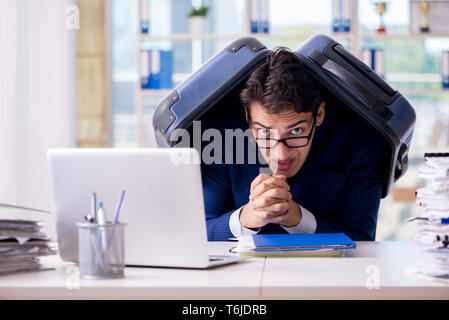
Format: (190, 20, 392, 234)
(97, 202, 107, 225)
(96, 202, 109, 269)
(107, 190, 126, 248)
(113, 190, 126, 223)
(92, 192, 97, 222)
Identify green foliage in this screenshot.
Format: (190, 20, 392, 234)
(188, 5, 209, 18)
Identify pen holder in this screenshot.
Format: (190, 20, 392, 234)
(77, 222, 126, 279)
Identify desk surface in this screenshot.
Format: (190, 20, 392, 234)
(0, 241, 448, 300)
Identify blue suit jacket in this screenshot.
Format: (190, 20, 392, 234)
(199, 98, 385, 241)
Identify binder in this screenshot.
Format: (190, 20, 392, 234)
(362, 48, 385, 79)
(140, 50, 150, 88)
(140, 50, 173, 89)
(341, 0, 351, 32)
(332, 0, 341, 32)
(442, 51, 449, 89)
(139, 0, 149, 34)
(332, 0, 351, 33)
(260, 0, 269, 34)
(249, 233, 356, 251)
(231, 233, 356, 256)
(249, 0, 258, 33)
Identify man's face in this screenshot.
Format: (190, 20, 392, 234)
(248, 102, 325, 178)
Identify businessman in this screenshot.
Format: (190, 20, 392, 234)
(201, 47, 385, 241)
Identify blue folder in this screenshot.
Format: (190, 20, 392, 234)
(141, 50, 173, 90)
(251, 233, 356, 251)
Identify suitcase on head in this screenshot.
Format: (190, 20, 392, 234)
(153, 34, 416, 198)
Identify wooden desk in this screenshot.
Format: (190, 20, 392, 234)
(0, 241, 447, 300)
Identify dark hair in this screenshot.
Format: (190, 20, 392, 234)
(240, 47, 323, 123)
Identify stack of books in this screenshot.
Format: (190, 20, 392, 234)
(0, 204, 57, 275)
(231, 233, 356, 257)
(407, 153, 449, 282)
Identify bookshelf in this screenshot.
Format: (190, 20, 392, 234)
(134, 0, 449, 147)
(124, 0, 449, 242)
(138, 32, 357, 41)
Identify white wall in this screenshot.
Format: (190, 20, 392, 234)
(0, 0, 77, 238)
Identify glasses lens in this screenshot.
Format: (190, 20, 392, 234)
(284, 137, 309, 148)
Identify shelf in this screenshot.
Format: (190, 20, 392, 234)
(138, 32, 449, 43)
(138, 32, 354, 42)
(360, 32, 449, 40)
(398, 88, 449, 96)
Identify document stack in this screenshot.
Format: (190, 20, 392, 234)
(0, 203, 57, 275)
(407, 153, 449, 282)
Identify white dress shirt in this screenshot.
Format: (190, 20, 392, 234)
(229, 204, 317, 238)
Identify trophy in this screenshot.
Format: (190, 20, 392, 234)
(419, 1, 430, 33)
(374, 2, 387, 33)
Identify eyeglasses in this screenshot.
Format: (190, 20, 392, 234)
(251, 114, 317, 149)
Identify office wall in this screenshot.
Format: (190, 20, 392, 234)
(0, 0, 77, 238)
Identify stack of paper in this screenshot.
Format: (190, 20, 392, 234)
(407, 153, 449, 282)
(231, 233, 356, 257)
(0, 219, 57, 275)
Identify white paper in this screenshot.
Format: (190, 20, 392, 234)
(0, 203, 50, 213)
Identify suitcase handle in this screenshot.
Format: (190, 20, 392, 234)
(333, 45, 396, 97)
(309, 49, 377, 108)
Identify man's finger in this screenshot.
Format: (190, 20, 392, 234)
(254, 210, 284, 223)
(255, 201, 289, 215)
(266, 211, 289, 225)
(255, 187, 292, 202)
(251, 196, 286, 209)
(250, 177, 290, 199)
(250, 174, 273, 191)
(250, 174, 287, 192)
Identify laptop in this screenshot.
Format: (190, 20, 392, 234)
(47, 148, 246, 269)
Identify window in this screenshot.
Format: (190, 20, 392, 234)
(110, 0, 449, 240)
